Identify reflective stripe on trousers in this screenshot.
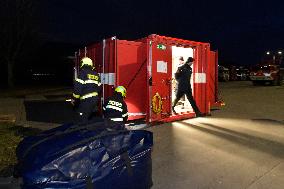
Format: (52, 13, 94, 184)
(110, 117, 124, 122)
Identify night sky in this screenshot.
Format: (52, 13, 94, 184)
(39, 0, 284, 66)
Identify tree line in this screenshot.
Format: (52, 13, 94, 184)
(0, 0, 40, 88)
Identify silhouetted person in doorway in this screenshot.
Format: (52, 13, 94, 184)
(172, 56, 205, 117)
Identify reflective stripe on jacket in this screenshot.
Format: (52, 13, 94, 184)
(73, 66, 102, 100)
(80, 92, 98, 100)
(103, 93, 128, 123)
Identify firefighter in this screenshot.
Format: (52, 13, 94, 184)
(103, 86, 128, 130)
(172, 56, 205, 117)
(71, 57, 102, 123)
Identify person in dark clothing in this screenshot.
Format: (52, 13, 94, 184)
(178, 56, 185, 67)
(172, 56, 205, 117)
(71, 57, 102, 123)
(103, 86, 128, 130)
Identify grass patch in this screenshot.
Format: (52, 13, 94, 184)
(0, 123, 41, 177)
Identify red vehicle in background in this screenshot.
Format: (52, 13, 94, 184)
(249, 64, 283, 85)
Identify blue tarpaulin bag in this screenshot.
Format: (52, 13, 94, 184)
(15, 121, 153, 189)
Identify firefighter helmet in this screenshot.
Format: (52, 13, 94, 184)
(80, 57, 93, 67)
(115, 86, 127, 98)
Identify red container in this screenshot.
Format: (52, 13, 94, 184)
(76, 34, 220, 124)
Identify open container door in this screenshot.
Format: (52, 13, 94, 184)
(147, 38, 172, 123)
(87, 38, 116, 109)
(101, 38, 117, 103)
(116, 39, 148, 121)
(207, 50, 223, 109)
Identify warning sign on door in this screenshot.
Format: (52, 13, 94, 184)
(157, 61, 167, 73)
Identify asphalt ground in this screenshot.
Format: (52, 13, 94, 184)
(148, 81, 284, 189)
(0, 81, 284, 188)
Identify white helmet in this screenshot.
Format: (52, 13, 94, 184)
(80, 57, 93, 67)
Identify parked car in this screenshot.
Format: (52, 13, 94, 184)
(218, 65, 230, 82)
(236, 67, 250, 81)
(229, 65, 238, 81)
(249, 64, 283, 85)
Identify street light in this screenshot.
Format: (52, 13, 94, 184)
(265, 50, 283, 64)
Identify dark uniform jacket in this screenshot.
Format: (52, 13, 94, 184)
(103, 93, 128, 123)
(72, 66, 102, 102)
(175, 63, 192, 92)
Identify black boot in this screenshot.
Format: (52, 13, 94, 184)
(172, 106, 177, 114)
(196, 112, 206, 117)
